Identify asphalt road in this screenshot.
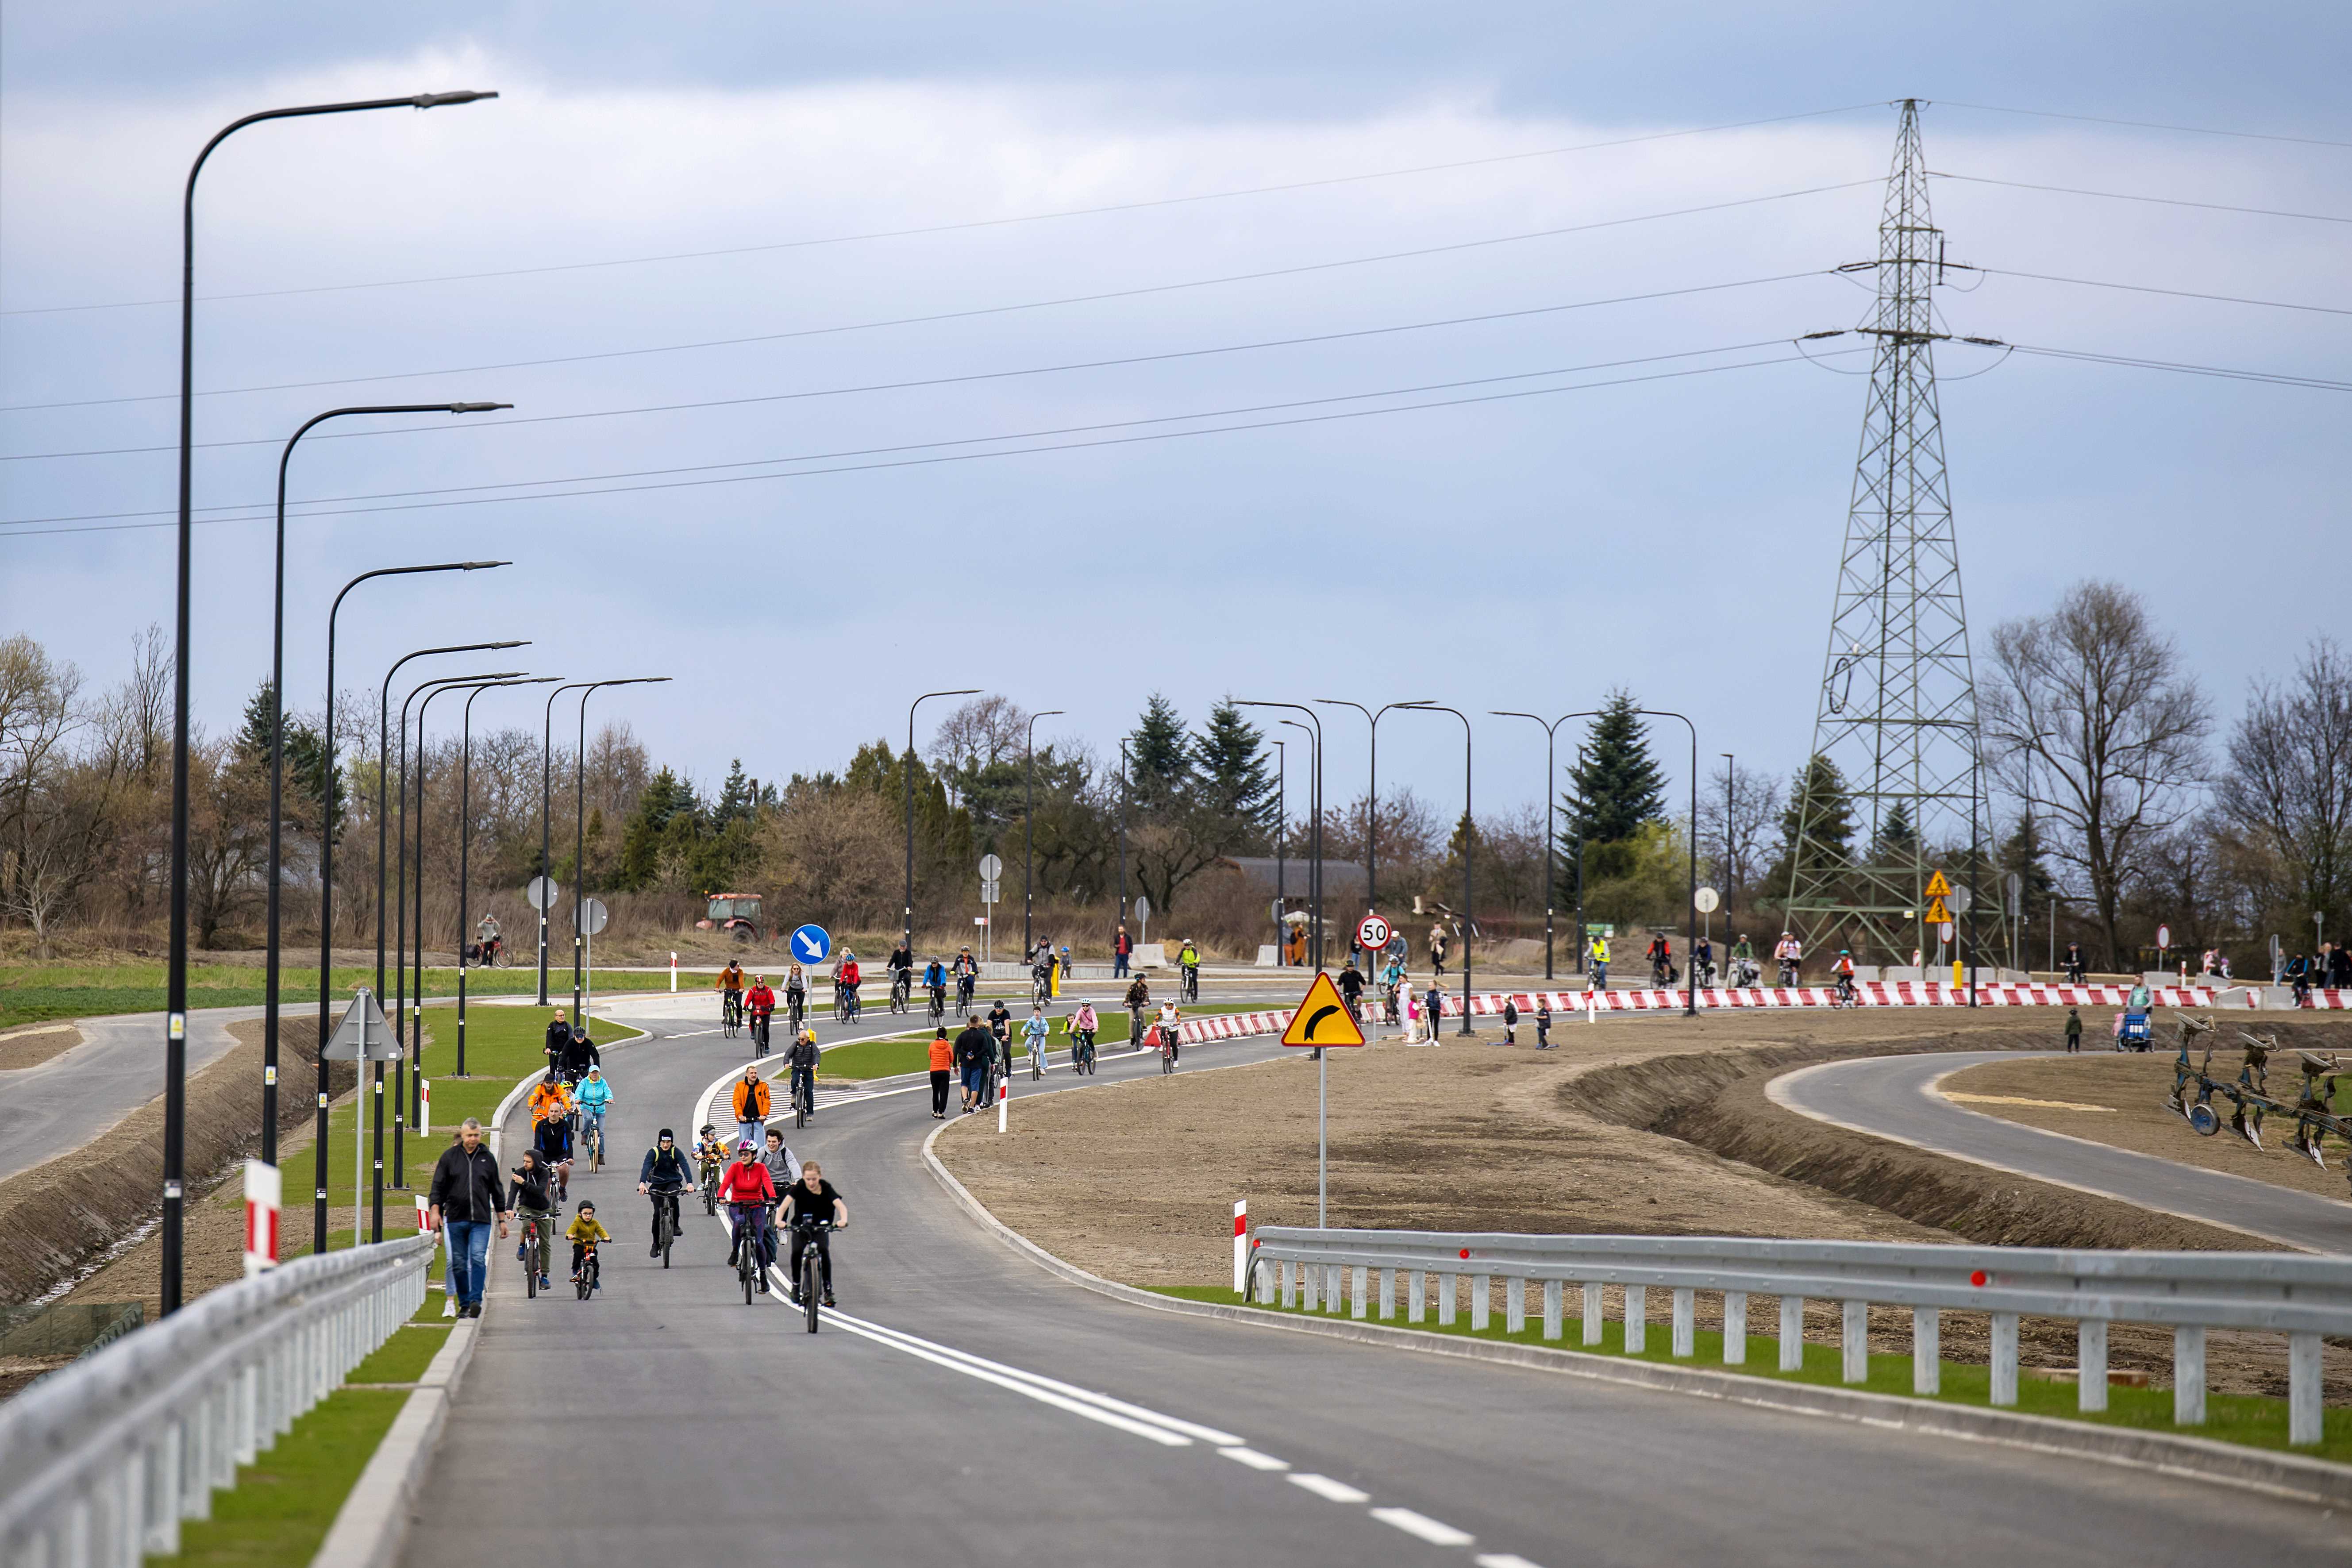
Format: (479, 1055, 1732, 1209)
(1772, 1052, 2352, 1252)
(403, 991, 2347, 1566)
(0, 1006, 259, 1184)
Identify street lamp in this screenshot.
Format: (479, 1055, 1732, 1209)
(162, 87, 498, 1314)
(1719, 753, 1736, 933)
(905, 690, 980, 958)
(1271, 739, 1286, 961)
(1550, 708, 1700, 1016)
(1117, 740, 1130, 927)
(571, 679, 671, 1011)
(1024, 710, 1066, 956)
(1491, 709, 1573, 981)
(1240, 704, 1323, 969)
(1315, 699, 1431, 919)
(1402, 705, 1476, 1035)
(537, 684, 594, 1005)
(456, 679, 558, 1107)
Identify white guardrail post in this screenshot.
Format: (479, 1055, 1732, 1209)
(1247, 1229, 2352, 1446)
(0, 1233, 433, 1564)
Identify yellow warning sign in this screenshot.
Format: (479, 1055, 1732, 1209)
(1925, 898, 1950, 925)
(1923, 870, 1952, 900)
(1280, 971, 1367, 1048)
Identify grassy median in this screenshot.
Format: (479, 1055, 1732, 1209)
(820, 1002, 1273, 1079)
(0, 961, 677, 1029)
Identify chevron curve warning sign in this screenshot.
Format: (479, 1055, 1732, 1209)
(1280, 971, 1366, 1048)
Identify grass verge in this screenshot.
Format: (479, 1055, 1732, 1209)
(820, 1002, 1274, 1079)
(0, 963, 676, 1028)
(159, 1387, 408, 1568)
(1151, 1286, 2352, 1463)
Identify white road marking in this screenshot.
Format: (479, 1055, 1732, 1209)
(1288, 1474, 1372, 1503)
(1370, 1507, 1477, 1547)
(1218, 1446, 1291, 1471)
(1475, 1555, 1547, 1568)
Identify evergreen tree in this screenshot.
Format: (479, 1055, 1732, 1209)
(1192, 698, 1276, 848)
(1563, 691, 1665, 844)
(1999, 808, 2056, 920)
(1127, 693, 1193, 810)
(712, 759, 757, 825)
(235, 679, 343, 836)
(615, 767, 701, 890)
(1871, 799, 1920, 865)
(1774, 753, 1858, 885)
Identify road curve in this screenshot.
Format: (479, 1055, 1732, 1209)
(1772, 1051, 2352, 1252)
(0, 1006, 260, 1184)
(402, 994, 2345, 1566)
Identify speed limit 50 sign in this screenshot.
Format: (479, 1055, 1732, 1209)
(1355, 913, 1391, 952)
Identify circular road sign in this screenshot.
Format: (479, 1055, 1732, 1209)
(2157, 924, 2172, 948)
(1948, 884, 1973, 915)
(580, 897, 609, 936)
(1938, 921, 1954, 944)
(978, 853, 1004, 880)
(1694, 886, 1721, 915)
(1356, 913, 1392, 952)
(525, 875, 558, 911)
(789, 924, 833, 964)
(1134, 894, 1152, 923)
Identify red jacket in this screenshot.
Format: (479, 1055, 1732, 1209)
(745, 984, 776, 1016)
(839, 960, 861, 987)
(720, 1160, 776, 1206)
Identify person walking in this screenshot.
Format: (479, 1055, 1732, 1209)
(2064, 1007, 2083, 1054)
(1113, 921, 1133, 979)
(1501, 995, 1519, 1046)
(1534, 998, 1553, 1049)
(730, 1063, 771, 1148)
(955, 1013, 995, 1113)
(427, 1118, 508, 1319)
(928, 1027, 954, 1118)
(1429, 922, 1448, 978)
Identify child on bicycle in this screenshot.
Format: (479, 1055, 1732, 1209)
(1022, 1003, 1051, 1074)
(787, 1028, 820, 1115)
(694, 1124, 728, 1185)
(566, 1202, 611, 1289)
(1068, 1000, 1098, 1069)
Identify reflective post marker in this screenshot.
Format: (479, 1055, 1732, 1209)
(997, 1075, 1008, 1134)
(1233, 1200, 1249, 1294)
(243, 1160, 280, 1277)
(670, 952, 678, 992)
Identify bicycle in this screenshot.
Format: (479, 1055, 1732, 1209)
(890, 972, 912, 1015)
(786, 994, 806, 1039)
(1180, 967, 1199, 1004)
(793, 1068, 815, 1129)
(927, 986, 947, 1024)
(648, 1186, 684, 1269)
(731, 1204, 768, 1305)
(1028, 1034, 1046, 1080)
(581, 1118, 604, 1174)
(517, 1210, 553, 1298)
(722, 991, 743, 1039)
(956, 973, 976, 1012)
(750, 1012, 772, 1059)
(1159, 1025, 1178, 1075)
(833, 984, 854, 1025)
(1031, 971, 1052, 1007)
(574, 1241, 600, 1300)
(792, 1218, 835, 1333)
(1070, 1028, 1096, 1076)
(698, 1156, 722, 1217)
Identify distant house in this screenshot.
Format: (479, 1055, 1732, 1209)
(1220, 856, 1370, 906)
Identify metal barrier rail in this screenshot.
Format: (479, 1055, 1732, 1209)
(0, 1233, 434, 1565)
(1250, 1228, 2352, 1445)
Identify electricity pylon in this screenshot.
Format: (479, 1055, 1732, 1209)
(1785, 99, 1988, 964)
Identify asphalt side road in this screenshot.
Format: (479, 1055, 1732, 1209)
(402, 991, 2349, 1566)
(1774, 1051, 2352, 1253)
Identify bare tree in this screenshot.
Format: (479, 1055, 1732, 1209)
(1698, 758, 1782, 915)
(2217, 636, 2352, 941)
(757, 781, 898, 928)
(930, 695, 1029, 778)
(1982, 581, 2211, 967)
(94, 624, 171, 786)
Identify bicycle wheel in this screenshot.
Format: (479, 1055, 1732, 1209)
(703, 1181, 717, 1217)
(525, 1225, 539, 1298)
(795, 1087, 808, 1130)
(741, 1237, 757, 1305)
(577, 1259, 593, 1301)
(660, 1204, 675, 1268)
(802, 1252, 821, 1333)
(1031, 1050, 1043, 1080)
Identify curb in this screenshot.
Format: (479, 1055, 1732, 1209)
(308, 1313, 480, 1568)
(919, 1124, 2352, 1508)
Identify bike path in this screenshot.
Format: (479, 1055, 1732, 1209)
(0, 1005, 262, 1185)
(404, 997, 2346, 1567)
(1772, 1052, 2352, 1251)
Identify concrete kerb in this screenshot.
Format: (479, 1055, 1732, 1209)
(918, 1125, 2352, 1509)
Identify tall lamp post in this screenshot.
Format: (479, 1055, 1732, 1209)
(537, 683, 595, 1006)
(1315, 699, 1431, 920)
(1402, 705, 1476, 1035)
(1023, 709, 1066, 957)
(1720, 753, 1736, 933)
(454, 679, 558, 1117)
(905, 690, 980, 959)
(162, 86, 497, 1315)
(1240, 705, 1322, 969)
(1116, 740, 1130, 926)
(1548, 708, 1699, 1016)
(1271, 740, 1286, 960)
(1492, 709, 1573, 981)
(570, 679, 671, 1011)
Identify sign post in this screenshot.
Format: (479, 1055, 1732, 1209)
(1135, 894, 1152, 948)
(322, 989, 398, 1248)
(526, 874, 558, 1006)
(1281, 972, 1367, 1227)
(580, 898, 610, 1041)
(1233, 1199, 1249, 1294)
(243, 1160, 280, 1278)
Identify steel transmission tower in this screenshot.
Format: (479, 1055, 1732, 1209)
(1785, 99, 1986, 963)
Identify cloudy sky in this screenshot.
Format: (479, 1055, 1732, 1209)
(3, 2, 2346, 830)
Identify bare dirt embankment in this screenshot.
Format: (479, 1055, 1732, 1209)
(938, 1010, 2352, 1398)
(0, 1023, 82, 1071)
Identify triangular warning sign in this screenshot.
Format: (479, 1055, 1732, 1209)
(1281, 971, 1366, 1048)
(1923, 870, 1952, 900)
(1924, 898, 1951, 925)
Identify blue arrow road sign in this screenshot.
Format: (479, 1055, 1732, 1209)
(790, 924, 832, 963)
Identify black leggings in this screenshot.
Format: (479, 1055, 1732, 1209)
(930, 1070, 951, 1113)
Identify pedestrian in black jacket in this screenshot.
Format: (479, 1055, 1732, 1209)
(544, 1009, 574, 1075)
(427, 1119, 509, 1318)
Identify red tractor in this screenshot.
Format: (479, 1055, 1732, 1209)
(697, 893, 763, 944)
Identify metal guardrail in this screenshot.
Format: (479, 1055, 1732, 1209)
(0, 1233, 434, 1565)
(1250, 1228, 2352, 1445)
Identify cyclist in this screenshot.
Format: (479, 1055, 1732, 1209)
(1693, 935, 1715, 988)
(745, 973, 778, 1057)
(1647, 932, 1674, 988)
(1156, 997, 1182, 1066)
(1772, 932, 1801, 986)
(637, 1129, 698, 1256)
(784, 963, 809, 1035)
(985, 997, 1012, 1056)
(525, 1071, 573, 1131)
(1022, 1002, 1051, 1076)
(1730, 934, 1758, 988)
(760, 1125, 797, 1195)
(1176, 938, 1202, 1001)
(730, 1063, 771, 1148)
(888, 940, 914, 1009)
(558, 1026, 599, 1087)
(574, 1065, 612, 1158)
(542, 1009, 574, 1077)
(953, 946, 979, 1011)
(508, 1148, 557, 1292)
(1068, 999, 1099, 1072)
(1381, 954, 1406, 1023)
(532, 1090, 576, 1204)
(923, 954, 948, 1021)
(716, 959, 746, 1031)
(1832, 949, 1859, 1006)
(837, 950, 863, 1020)
(955, 1013, 994, 1113)
(1030, 943, 1054, 1004)
(693, 1123, 728, 1193)
(2063, 941, 2086, 985)
(1588, 932, 1610, 989)
(781, 1158, 850, 1308)
(566, 1201, 611, 1291)
(720, 1138, 779, 1286)
(1336, 959, 1366, 1021)
(1123, 974, 1151, 1052)
(786, 1027, 820, 1119)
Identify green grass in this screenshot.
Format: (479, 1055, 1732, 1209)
(820, 1002, 1276, 1079)
(158, 1387, 408, 1568)
(1153, 1286, 2352, 1462)
(349, 1325, 450, 1384)
(0, 962, 677, 1029)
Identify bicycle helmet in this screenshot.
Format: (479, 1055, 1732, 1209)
(736, 1138, 758, 1154)
(698, 1123, 716, 1138)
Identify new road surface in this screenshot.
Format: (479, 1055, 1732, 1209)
(1773, 1051, 2352, 1253)
(403, 990, 2344, 1565)
(0, 1006, 260, 1184)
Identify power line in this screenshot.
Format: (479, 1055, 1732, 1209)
(0, 103, 1885, 320)
(0, 339, 1830, 536)
(2005, 342, 2352, 392)
(1938, 100, 2352, 150)
(1931, 170, 2352, 225)
(0, 178, 1876, 416)
(0, 270, 1828, 462)
(1977, 266, 2352, 319)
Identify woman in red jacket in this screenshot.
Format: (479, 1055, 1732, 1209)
(720, 1138, 778, 1283)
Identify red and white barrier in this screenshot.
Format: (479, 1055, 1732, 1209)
(1233, 1200, 1249, 1294)
(243, 1160, 281, 1278)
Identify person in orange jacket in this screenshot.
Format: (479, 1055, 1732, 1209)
(730, 1064, 771, 1148)
(927, 1027, 955, 1119)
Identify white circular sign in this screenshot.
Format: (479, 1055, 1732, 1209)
(580, 897, 609, 936)
(1134, 894, 1152, 922)
(525, 875, 558, 911)
(2157, 924, 2171, 948)
(1948, 884, 1972, 914)
(1356, 914, 1392, 951)
(1693, 886, 1720, 914)
(978, 853, 1004, 879)
(1938, 921, 1954, 943)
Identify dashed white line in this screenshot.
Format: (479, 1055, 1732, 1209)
(1371, 1507, 1477, 1547)
(1287, 1474, 1372, 1503)
(1475, 1555, 1547, 1568)
(1217, 1446, 1292, 1471)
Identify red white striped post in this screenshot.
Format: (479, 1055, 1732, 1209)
(243, 1160, 281, 1277)
(1233, 1200, 1249, 1294)
(997, 1074, 1009, 1134)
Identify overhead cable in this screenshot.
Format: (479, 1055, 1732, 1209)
(1930, 170, 2352, 226)
(1938, 100, 2352, 150)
